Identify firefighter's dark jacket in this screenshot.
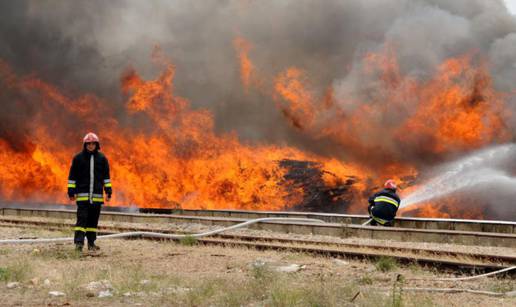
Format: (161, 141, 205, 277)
(67, 147, 112, 204)
(368, 188, 400, 224)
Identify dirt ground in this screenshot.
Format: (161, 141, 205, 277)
(0, 226, 515, 306)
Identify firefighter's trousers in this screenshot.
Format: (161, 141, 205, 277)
(74, 202, 102, 246)
(368, 204, 394, 227)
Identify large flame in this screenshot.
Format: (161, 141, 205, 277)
(269, 44, 511, 217)
(0, 42, 512, 218)
(0, 50, 366, 211)
(273, 46, 509, 164)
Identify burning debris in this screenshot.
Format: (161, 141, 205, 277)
(279, 159, 358, 213)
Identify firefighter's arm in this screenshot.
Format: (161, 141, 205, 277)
(367, 193, 376, 206)
(67, 156, 77, 200)
(103, 157, 112, 200)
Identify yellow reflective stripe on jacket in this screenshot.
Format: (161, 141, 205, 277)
(104, 179, 112, 188)
(85, 228, 97, 232)
(372, 216, 390, 225)
(374, 196, 399, 207)
(76, 197, 104, 202)
(68, 183, 76, 188)
(74, 226, 86, 232)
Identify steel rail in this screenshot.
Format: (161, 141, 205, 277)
(2, 205, 515, 233)
(1, 208, 515, 248)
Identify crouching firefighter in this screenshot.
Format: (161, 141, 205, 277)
(367, 180, 400, 226)
(67, 132, 112, 251)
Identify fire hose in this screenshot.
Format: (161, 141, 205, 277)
(0, 217, 325, 245)
(362, 218, 372, 225)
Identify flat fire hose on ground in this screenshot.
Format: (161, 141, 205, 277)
(0, 217, 325, 245)
(362, 218, 373, 225)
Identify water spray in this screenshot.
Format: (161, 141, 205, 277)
(401, 144, 516, 210)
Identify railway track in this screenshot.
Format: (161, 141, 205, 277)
(2, 207, 516, 248)
(0, 214, 515, 272)
(2, 204, 515, 233)
(139, 208, 516, 234)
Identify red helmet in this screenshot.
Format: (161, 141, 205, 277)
(83, 132, 100, 143)
(384, 179, 397, 190)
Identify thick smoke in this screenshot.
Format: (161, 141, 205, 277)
(0, 0, 515, 163)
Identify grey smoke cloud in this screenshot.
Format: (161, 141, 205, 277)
(0, 0, 514, 161)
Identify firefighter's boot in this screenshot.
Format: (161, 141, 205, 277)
(88, 244, 100, 251)
(75, 243, 84, 252)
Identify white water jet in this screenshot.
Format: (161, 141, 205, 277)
(401, 144, 516, 209)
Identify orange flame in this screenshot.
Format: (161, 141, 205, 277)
(398, 55, 509, 154)
(272, 45, 510, 170)
(0, 55, 365, 211)
(0, 40, 512, 219)
(233, 36, 255, 92)
(274, 67, 317, 129)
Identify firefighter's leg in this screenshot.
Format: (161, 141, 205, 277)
(74, 203, 88, 247)
(371, 215, 390, 227)
(86, 203, 102, 248)
(368, 204, 374, 217)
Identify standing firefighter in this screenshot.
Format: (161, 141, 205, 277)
(367, 180, 400, 226)
(67, 132, 112, 251)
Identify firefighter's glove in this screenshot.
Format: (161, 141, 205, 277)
(105, 186, 112, 196)
(68, 188, 76, 199)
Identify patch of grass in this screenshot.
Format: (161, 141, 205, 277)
(114, 263, 148, 293)
(218, 284, 251, 307)
(179, 235, 198, 246)
(299, 278, 357, 307)
(183, 279, 219, 306)
(405, 294, 435, 307)
(382, 292, 436, 307)
(61, 266, 89, 299)
(358, 275, 411, 307)
(408, 262, 423, 273)
(34, 246, 82, 260)
(94, 265, 114, 282)
(359, 290, 387, 306)
(390, 277, 404, 307)
(250, 263, 274, 281)
(250, 265, 357, 306)
(281, 252, 311, 261)
(375, 256, 398, 272)
(54, 228, 74, 237)
(266, 275, 358, 307)
(0, 267, 9, 281)
(244, 263, 275, 301)
(152, 268, 364, 306)
(358, 274, 373, 285)
(488, 279, 514, 293)
(0, 258, 32, 282)
(270, 285, 305, 307)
